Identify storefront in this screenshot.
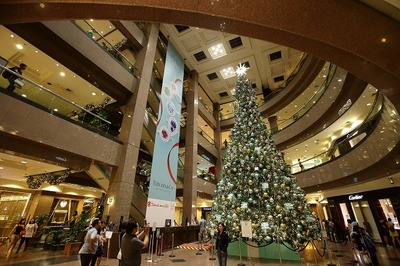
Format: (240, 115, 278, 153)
(328, 187, 400, 243)
(0, 189, 31, 236)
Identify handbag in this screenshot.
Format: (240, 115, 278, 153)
(360, 252, 371, 264)
(20, 230, 26, 236)
(14, 78, 24, 88)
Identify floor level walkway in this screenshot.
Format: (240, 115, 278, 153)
(1, 241, 400, 265)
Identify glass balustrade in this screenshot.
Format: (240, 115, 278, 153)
(198, 126, 215, 145)
(1, 66, 113, 135)
(72, 20, 138, 75)
(291, 90, 384, 174)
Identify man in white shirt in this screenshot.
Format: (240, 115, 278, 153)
(79, 218, 102, 266)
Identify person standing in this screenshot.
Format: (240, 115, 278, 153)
(7, 218, 26, 254)
(79, 218, 102, 266)
(91, 220, 106, 266)
(199, 216, 206, 243)
(121, 220, 149, 266)
(16, 218, 37, 253)
(5, 63, 27, 92)
(216, 222, 229, 266)
(387, 218, 400, 247)
(378, 218, 390, 247)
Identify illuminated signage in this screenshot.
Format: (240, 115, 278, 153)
(348, 194, 363, 201)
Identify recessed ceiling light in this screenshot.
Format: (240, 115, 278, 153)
(56, 63, 59, 67)
(92, 92, 97, 96)
(16, 44, 23, 49)
(220, 67, 235, 79)
(54, 109, 58, 112)
(60, 72, 65, 77)
(35, 50, 38, 53)
(90, 19, 94, 22)
(22, 94, 27, 98)
(208, 43, 227, 59)
(381, 38, 386, 43)
(10, 34, 14, 38)
(21, 160, 27, 164)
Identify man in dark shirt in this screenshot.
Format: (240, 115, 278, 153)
(121, 220, 149, 266)
(5, 63, 27, 92)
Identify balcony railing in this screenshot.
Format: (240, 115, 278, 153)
(0, 66, 115, 137)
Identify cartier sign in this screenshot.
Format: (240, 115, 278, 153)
(348, 194, 363, 201)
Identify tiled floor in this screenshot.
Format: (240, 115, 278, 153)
(1, 241, 400, 266)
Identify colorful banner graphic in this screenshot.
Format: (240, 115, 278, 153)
(145, 44, 184, 227)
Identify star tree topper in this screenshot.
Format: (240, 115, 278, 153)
(236, 63, 248, 76)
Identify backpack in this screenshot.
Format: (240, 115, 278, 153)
(1, 69, 12, 79)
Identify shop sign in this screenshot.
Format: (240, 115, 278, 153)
(348, 194, 363, 201)
(202, 207, 212, 211)
(84, 199, 95, 204)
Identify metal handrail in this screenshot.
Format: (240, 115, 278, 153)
(0, 66, 111, 125)
(291, 89, 384, 173)
(73, 20, 137, 73)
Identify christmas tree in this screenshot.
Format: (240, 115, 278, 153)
(210, 65, 320, 247)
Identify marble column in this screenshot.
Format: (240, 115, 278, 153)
(213, 102, 222, 180)
(107, 23, 160, 230)
(268, 115, 278, 133)
(182, 70, 199, 226)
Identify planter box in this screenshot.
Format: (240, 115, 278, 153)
(64, 242, 82, 255)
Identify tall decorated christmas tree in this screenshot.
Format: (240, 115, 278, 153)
(210, 65, 320, 247)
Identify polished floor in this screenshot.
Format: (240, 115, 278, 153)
(1, 240, 400, 266)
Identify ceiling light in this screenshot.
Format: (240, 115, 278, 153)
(92, 92, 97, 96)
(90, 19, 94, 22)
(16, 44, 23, 49)
(56, 63, 59, 67)
(381, 38, 386, 43)
(22, 94, 27, 98)
(54, 109, 58, 112)
(10, 34, 14, 38)
(21, 160, 27, 164)
(220, 67, 236, 79)
(35, 50, 38, 53)
(0, 167, 3, 170)
(60, 72, 65, 77)
(208, 43, 227, 59)
(60, 200, 68, 208)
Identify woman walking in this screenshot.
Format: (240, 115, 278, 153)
(16, 218, 37, 253)
(7, 218, 26, 254)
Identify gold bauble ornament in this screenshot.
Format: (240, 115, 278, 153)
(276, 205, 282, 212)
(280, 223, 287, 230)
(280, 183, 286, 188)
(266, 165, 271, 170)
(248, 180, 253, 185)
(297, 206, 303, 211)
(235, 226, 240, 232)
(236, 207, 241, 213)
(221, 196, 225, 201)
(263, 192, 269, 198)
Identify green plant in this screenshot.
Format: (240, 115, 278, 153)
(35, 213, 49, 227)
(64, 212, 90, 243)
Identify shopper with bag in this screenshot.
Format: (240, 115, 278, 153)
(7, 218, 26, 254)
(16, 218, 37, 253)
(387, 218, 400, 248)
(2, 63, 27, 92)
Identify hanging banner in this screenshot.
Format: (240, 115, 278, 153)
(145, 43, 184, 227)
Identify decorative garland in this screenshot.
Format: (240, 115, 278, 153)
(26, 168, 71, 189)
(27, 175, 46, 189)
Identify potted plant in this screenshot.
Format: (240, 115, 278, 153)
(63, 212, 90, 255)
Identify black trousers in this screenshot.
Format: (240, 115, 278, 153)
(80, 253, 94, 266)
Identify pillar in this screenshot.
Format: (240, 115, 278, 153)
(213, 102, 222, 180)
(182, 70, 199, 225)
(107, 23, 160, 230)
(268, 115, 278, 133)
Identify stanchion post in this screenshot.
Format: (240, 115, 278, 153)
(277, 238, 283, 266)
(169, 232, 175, 258)
(146, 223, 157, 262)
(325, 235, 336, 266)
(311, 240, 319, 266)
(105, 231, 113, 266)
(159, 233, 164, 256)
(237, 236, 245, 266)
(209, 229, 216, 261)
